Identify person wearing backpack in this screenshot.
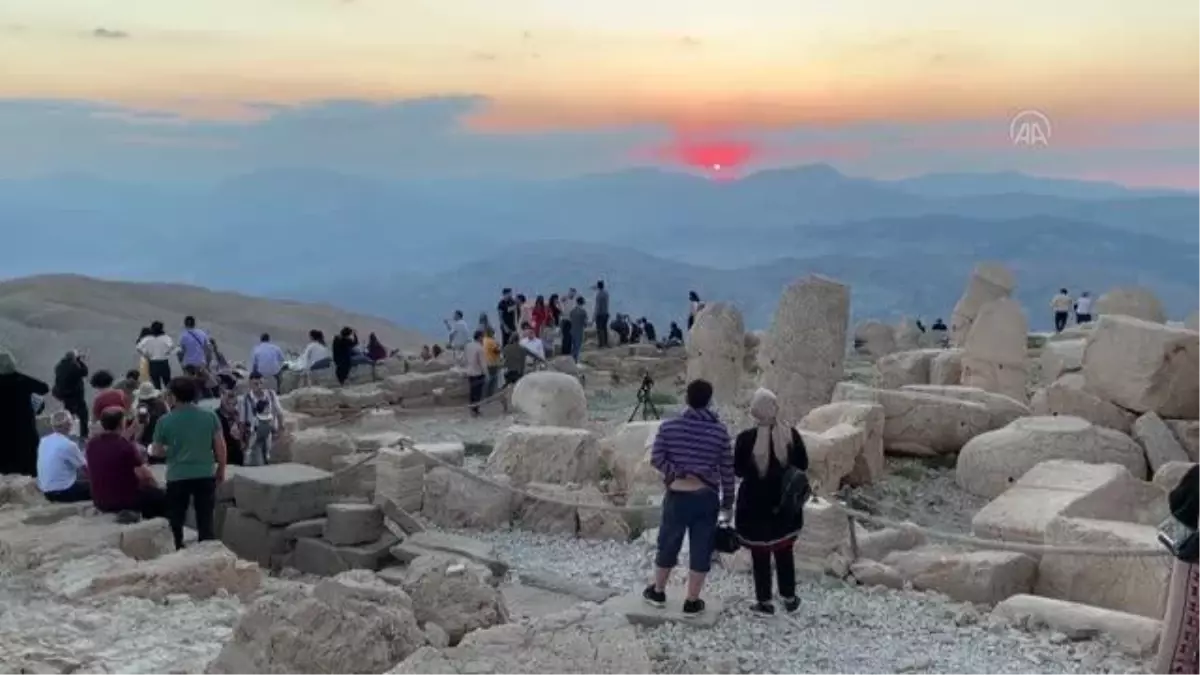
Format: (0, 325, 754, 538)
(733, 388, 809, 615)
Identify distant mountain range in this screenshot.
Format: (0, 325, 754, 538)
(1, 165, 1195, 334)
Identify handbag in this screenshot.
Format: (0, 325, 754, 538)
(773, 465, 811, 523)
(714, 522, 740, 554)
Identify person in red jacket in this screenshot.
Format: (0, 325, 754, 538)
(531, 295, 549, 335)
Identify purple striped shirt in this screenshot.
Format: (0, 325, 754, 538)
(651, 407, 734, 509)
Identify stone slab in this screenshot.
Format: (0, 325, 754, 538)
(283, 517, 326, 540)
(389, 531, 507, 578)
(232, 463, 333, 526)
(604, 588, 723, 628)
(517, 568, 620, 603)
(379, 497, 426, 534)
(323, 503, 385, 546)
(290, 534, 398, 576)
(220, 506, 291, 568)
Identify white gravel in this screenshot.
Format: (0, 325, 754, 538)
(464, 528, 1148, 675)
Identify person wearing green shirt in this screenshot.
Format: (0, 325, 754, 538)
(151, 376, 227, 549)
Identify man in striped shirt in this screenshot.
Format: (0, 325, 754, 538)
(643, 379, 734, 618)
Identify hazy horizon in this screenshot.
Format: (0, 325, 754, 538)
(2, 0, 1197, 187)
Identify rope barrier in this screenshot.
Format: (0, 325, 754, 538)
(398, 440, 1170, 558)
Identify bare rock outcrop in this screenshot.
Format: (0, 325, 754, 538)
(758, 275, 850, 424)
(486, 426, 602, 486)
(799, 401, 886, 486)
(1081, 315, 1199, 418)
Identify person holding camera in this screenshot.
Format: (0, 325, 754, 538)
(733, 388, 809, 615)
(52, 349, 89, 435)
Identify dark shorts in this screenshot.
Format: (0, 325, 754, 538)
(655, 489, 720, 573)
(1076, 313, 1092, 323)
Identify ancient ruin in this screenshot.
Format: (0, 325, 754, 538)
(1, 268, 1196, 674)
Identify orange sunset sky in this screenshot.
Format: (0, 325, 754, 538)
(1, 0, 1198, 186)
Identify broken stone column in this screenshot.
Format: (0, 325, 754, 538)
(1094, 286, 1167, 323)
(960, 297, 1029, 402)
(949, 263, 1015, 347)
(758, 275, 850, 425)
(685, 302, 745, 404)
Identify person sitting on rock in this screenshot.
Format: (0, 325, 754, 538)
(611, 315, 630, 344)
(87, 407, 167, 520)
(629, 316, 644, 344)
(640, 317, 658, 344)
(643, 379, 733, 619)
(733, 388, 809, 615)
(37, 410, 90, 503)
(420, 344, 433, 361)
(662, 321, 685, 348)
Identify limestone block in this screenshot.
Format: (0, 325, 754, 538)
(290, 534, 398, 576)
(883, 545, 1037, 605)
(1081, 315, 1199, 418)
(396, 553, 508, 645)
(389, 531, 508, 578)
(686, 302, 746, 405)
(758, 275, 850, 424)
(373, 447, 427, 513)
(1036, 516, 1171, 619)
(287, 427, 357, 471)
(1094, 286, 1167, 323)
(960, 297, 1029, 402)
(1030, 377, 1136, 433)
(874, 349, 942, 389)
(991, 595, 1161, 656)
(853, 320, 896, 360)
(1038, 339, 1085, 384)
(421, 466, 516, 530)
(486, 425, 602, 485)
(324, 503, 385, 546)
(928, 349, 963, 386)
(972, 460, 1168, 550)
(956, 416, 1147, 498)
(232, 463, 334, 526)
(1165, 419, 1199, 460)
(221, 506, 292, 567)
(599, 421, 662, 496)
(831, 382, 991, 455)
(511, 372, 588, 428)
(901, 384, 1030, 431)
(1133, 412, 1191, 473)
(949, 263, 1015, 347)
(797, 423, 864, 495)
(799, 401, 885, 486)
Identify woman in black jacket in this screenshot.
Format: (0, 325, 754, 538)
(733, 387, 808, 615)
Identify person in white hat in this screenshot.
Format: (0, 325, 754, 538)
(133, 382, 169, 454)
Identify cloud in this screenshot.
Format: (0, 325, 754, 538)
(0, 96, 1194, 189)
(678, 36, 702, 48)
(92, 28, 130, 40)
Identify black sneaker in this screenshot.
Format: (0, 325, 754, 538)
(642, 585, 666, 608)
(782, 596, 800, 613)
(751, 601, 775, 615)
(681, 597, 706, 617)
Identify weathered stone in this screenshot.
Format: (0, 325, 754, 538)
(220, 506, 291, 567)
(686, 302, 746, 405)
(397, 553, 508, 645)
(874, 349, 941, 389)
(517, 568, 621, 603)
(325, 503, 385, 546)
(799, 401, 886, 486)
(850, 560, 904, 589)
(1153, 461, 1194, 494)
(1030, 376, 1137, 433)
(972, 460, 1168, 550)
(1036, 516, 1171, 619)
(85, 541, 260, 602)
(1094, 286, 1167, 323)
(841, 525, 927, 561)
(853, 320, 897, 360)
(387, 605, 652, 674)
(797, 423, 863, 495)
(960, 298, 1029, 402)
(956, 417, 1147, 498)
(518, 483, 577, 535)
(928, 349, 963, 386)
(381, 371, 468, 402)
(893, 317, 924, 351)
(410, 442, 466, 468)
(379, 497, 425, 534)
(1133, 412, 1191, 473)
(232, 463, 333, 526)
(117, 518, 175, 561)
(389, 531, 508, 579)
(992, 595, 1161, 656)
(511, 371, 588, 428)
(758, 275, 850, 424)
(282, 427, 356, 471)
(795, 498, 868, 561)
(421, 466, 516, 530)
(599, 421, 661, 497)
(329, 452, 378, 501)
(290, 534, 398, 576)
(901, 384, 1030, 431)
(373, 447, 426, 513)
(1082, 315, 1200, 418)
(949, 263, 1015, 347)
(208, 570, 424, 674)
(883, 546, 1037, 605)
(0, 474, 45, 508)
(283, 517, 326, 540)
(1038, 339, 1085, 384)
(486, 425, 602, 485)
(352, 431, 410, 453)
(1165, 419, 1199, 460)
(832, 382, 991, 455)
(278, 386, 340, 414)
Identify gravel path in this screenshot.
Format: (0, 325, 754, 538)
(466, 529, 1148, 675)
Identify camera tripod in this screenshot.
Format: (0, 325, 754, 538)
(628, 374, 662, 422)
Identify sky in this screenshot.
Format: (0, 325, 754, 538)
(1, 0, 1197, 187)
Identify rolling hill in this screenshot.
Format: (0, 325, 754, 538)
(0, 274, 430, 387)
